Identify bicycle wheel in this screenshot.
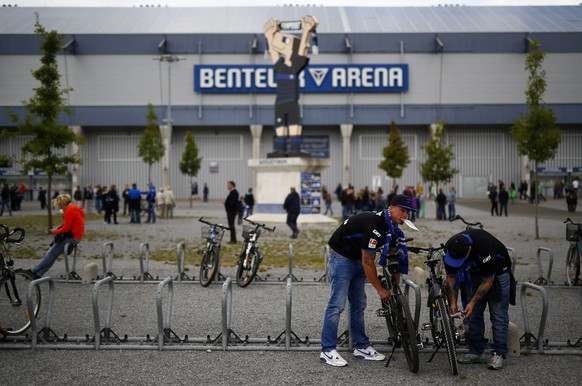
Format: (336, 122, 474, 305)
(199, 248, 218, 287)
(380, 278, 398, 345)
(566, 245, 581, 286)
(0, 270, 41, 336)
(395, 293, 420, 373)
(236, 249, 260, 288)
(435, 297, 458, 375)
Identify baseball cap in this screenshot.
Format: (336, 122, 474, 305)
(390, 194, 416, 212)
(444, 233, 473, 268)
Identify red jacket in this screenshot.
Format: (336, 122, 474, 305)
(54, 204, 85, 241)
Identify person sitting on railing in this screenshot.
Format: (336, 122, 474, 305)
(26, 193, 85, 278)
(443, 229, 516, 370)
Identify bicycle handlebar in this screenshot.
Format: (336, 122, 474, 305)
(565, 218, 582, 226)
(407, 245, 445, 255)
(198, 217, 231, 231)
(0, 224, 26, 244)
(450, 215, 483, 229)
(243, 217, 276, 232)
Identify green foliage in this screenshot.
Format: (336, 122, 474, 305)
(378, 121, 410, 181)
(5, 15, 83, 231)
(510, 39, 561, 240)
(138, 103, 165, 181)
(419, 121, 459, 189)
(179, 131, 202, 178)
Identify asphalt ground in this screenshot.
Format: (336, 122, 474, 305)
(1, 196, 581, 385)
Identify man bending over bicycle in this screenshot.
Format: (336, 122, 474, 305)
(320, 194, 414, 367)
(443, 229, 515, 370)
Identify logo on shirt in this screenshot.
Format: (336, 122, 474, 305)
(483, 255, 492, 263)
(372, 229, 381, 237)
(368, 238, 378, 249)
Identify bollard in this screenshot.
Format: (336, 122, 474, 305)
(92, 276, 114, 350)
(101, 242, 115, 278)
(82, 263, 99, 284)
(156, 276, 174, 350)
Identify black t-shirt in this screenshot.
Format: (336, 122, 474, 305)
(444, 229, 511, 278)
(328, 211, 388, 260)
(274, 55, 309, 104)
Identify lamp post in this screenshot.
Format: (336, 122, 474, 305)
(153, 55, 186, 189)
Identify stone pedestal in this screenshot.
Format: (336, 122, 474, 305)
(248, 157, 336, 224)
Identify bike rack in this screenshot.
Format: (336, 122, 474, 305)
(316, 245, 330, 283)
(520, 282, 548, 353)
(403, 277, 421, 331)
(267, 277, 309, 349)
(506, 246, 516, 275)
(175, 242, 191, 282)
(280, 244, 301, 282)
(101, 242, 116, 279)
(137, 242, 155, 283)
(533, 247, 553, 285)
(62, 242, 81, 282)
(28, 276, 57, 348)
(156, 276, 182, 349)
(92, 276, 127, 349)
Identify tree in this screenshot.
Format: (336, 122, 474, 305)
(138, 103, 165, 183)
(419, 120, 459, 193)
(179, 131, 202, 208)
(510, 39, 561, 239)
(378, 121, 409, 192)
(6, 15, 83, 231)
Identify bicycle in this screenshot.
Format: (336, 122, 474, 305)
(450, 215, 483, 230)
(565, 218, 582, 286)
(407, 245, 459, 376)
(0, 224, 41, 336)
(198, 217, 230, 287)
(236, 217, 275, 288)
(376, 250, 420, 373)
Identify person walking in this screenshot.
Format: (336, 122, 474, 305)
(157, 187, 166, 220)
(447, 187, 457, 220)
(122, 184, 130, 216)
(323, 186, 333, 216)
(38, 186, 46, 210)
(436, 188, 447, 221)
(105, 184, 120, 224)
(498, 186, 509, 216)
(164, 187, 176, 219)
(319, 194, 414, 367)
(203, 183, 209, 202)
(489, 185, 499, 215)
(244, 188, 255, 217)
(283, 186, 301, 239)
(443, 229, 515, 370)
(0, 184, 11, 217)
(224, 181, 239, 244)
(27, 194, 85, 278)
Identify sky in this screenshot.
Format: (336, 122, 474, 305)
(6, 0, 582, 7)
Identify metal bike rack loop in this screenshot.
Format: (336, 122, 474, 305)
(221, 277, 233, 350)
(403, 277, 422, 331)
(63, 242, 80, 282)
(316, 245, 330, 283)
(534, 247, 553, 285)
(281, 244, 300, 282)
(92, 276, 116, 349)
(138, 242, 155, 283)
(520, 282, 548, 353)
(28, 276, 56, 348)
(176, 242, 190, 282)
(157, 276, 174, 349)
(101, 242, 115, 279)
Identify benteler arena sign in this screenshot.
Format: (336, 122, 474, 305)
(194, 64, 408, 93)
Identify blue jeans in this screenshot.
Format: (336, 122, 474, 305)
(321, 250, 370, 351)
(468, 272, 510, 356)
(32, 237, 79, 277)
(146, 202, 156, 223)
(448, 203, 456, 220)
(0, 198, 11, 216)
(286, 212, 299, 233)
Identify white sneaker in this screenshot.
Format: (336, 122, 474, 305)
(353, 346, 386, 361)
(319, 349, 348, 367)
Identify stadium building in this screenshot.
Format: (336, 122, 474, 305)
(1, 5, 581, 200)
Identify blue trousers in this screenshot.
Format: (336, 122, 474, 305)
(32, 237, 79, 277)
(321, 251, 370, 351)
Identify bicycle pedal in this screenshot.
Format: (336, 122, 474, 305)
(421, 322, 432, 331)
(376, 308, 389, 317)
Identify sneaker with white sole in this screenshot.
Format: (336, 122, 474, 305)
(488, 352, 504, 370)
(353, 346, 386, 361)
(458, 353, 487, 364)
(319, 349, 348, 367)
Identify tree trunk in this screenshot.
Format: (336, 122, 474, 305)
(534, 168, 539, 240)
(189, 178, 193, 208)
(47, 173, 53, 232)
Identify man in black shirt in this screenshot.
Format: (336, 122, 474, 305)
(224, 181, 239, 244)
(443, 228, 514, 370)
(320, 194, 414, 367)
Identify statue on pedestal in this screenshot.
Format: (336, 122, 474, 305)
(264, 15, 318, 158)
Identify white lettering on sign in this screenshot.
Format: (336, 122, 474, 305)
(331, 67, 403, 88)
